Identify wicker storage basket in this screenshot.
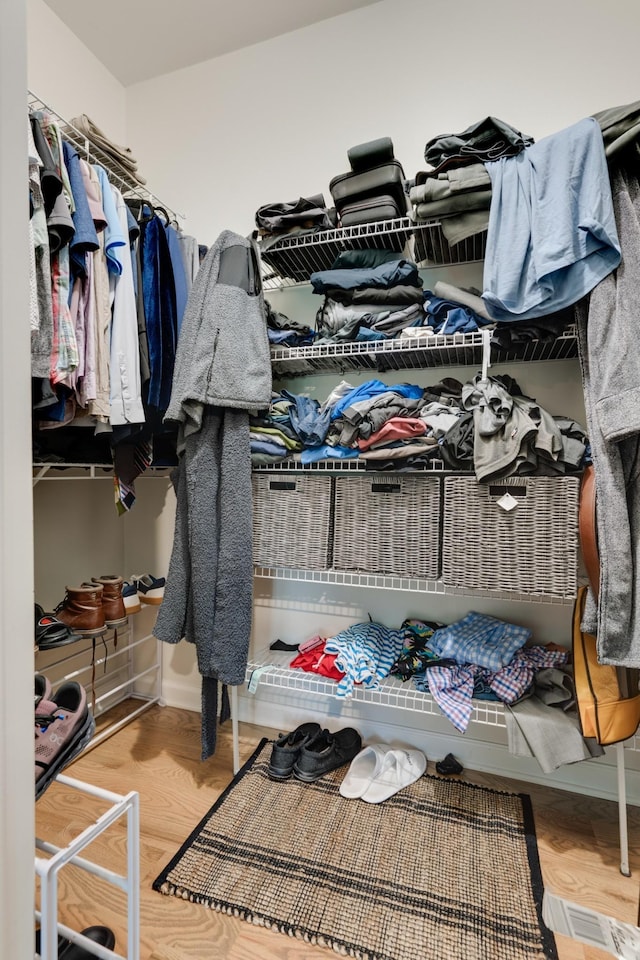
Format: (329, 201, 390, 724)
(441, 476, 580, 597)
(333, 475, 441, 579)
(252, 474, 333, 569)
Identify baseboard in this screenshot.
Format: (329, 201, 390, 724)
(162, 678, 201, 714)
(235, 688, 640, 806)
(160, 678, 640, 805)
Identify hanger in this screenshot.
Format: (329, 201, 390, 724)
(125, 197, 154, 223)
(154, 206, 171, 224)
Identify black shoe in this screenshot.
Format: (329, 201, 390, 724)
(293, 727, 362, 783)
(268, 722, 321, 780)
(35, 925, 115, 959)
(35, 603, 75, 650)
(435, 752, 464, 776)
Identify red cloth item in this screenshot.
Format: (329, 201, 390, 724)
(357, 417, 428, 451)
(290, 641, 345, 681)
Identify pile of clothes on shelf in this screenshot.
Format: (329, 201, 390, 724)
(265, 248, 575, 351)
(409, 115, 533, 249)
(250, 373, 590, 478)
(282, 611, 604, 774)
(312, 250, 425, 343)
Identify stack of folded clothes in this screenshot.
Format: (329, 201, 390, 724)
(411, 115, 534, 251)
(311, 249, 424, 343)
(250, 393, 303, 465)
(265, 300, 315, 349)
(255, 193, 334, 251)
(69, 113, 146, 186)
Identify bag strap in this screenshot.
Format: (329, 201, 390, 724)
(579, 464, 599, 600)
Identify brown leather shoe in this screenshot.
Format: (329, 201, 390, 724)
(90, 575, 128, 628)
(55, 585, 107, 637)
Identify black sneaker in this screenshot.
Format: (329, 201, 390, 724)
(293, 727, 363, 783)
(268, 722, 322, 780)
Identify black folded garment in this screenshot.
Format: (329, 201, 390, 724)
(424, 116, 534, 173)
(592, 99, 640, 158)
(331, 248, 403, 270)
(255, 194, 332, 234)
(491, 310, 573, 349)
(439, 412, 475, 471)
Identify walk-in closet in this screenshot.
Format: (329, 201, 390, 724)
(3, 1, 640, 958)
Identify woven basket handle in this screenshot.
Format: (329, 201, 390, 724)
(579, 464, 599, 600)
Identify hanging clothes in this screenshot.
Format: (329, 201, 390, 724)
(482, 118, 621, 322)
(576, 149, 640, 666)
(138, 211, 177, 414)
(154, 230, 272, 759)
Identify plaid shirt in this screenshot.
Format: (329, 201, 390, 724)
(414, 646, 569, 732)
(428, 611, 531, 673)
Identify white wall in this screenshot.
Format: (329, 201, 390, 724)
(126, 0, 640, 244)
(27, 0, 126, 141)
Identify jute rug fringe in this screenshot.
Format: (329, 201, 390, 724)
(159, 880, 380, 959)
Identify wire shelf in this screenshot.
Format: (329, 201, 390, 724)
(253, 565, 575, 604)
(259, 216, 486, 289)
(28, 90, 183, 222)
(32, 463, 173, 485)
(252, 458, 449, 473)
(271, 327, 578, 378)
(246, 648, 507, 726)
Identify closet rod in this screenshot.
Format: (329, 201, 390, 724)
(28, 89, 185, 224)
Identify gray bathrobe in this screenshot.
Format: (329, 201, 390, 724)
(154, 230, 272, 758)
(576, 149, 640, 666)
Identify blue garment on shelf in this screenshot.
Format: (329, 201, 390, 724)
(330, 379, 424, 421)
(268, 328, 315, 346)
(428, 612, 531, 672)
(422, 292, 493, 335)
(324, 621, 406, 697)
(310, 259, 421, 295)
(281, 390, 331, 447)
(250, 438, 290, 457)
(413, 646, 568, 732)
(482, 117, 621, 322)
(300, 444, 359, 463)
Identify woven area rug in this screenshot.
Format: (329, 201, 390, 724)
(153, 739, 557, 960)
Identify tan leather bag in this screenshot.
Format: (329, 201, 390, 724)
(572, 466, 640, 745)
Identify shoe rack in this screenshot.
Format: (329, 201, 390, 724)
(35, 774, 140, 960)
(35, 616, 162, 752)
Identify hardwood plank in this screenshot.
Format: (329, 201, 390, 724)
(35, 704, 639, 960)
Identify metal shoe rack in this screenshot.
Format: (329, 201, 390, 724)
(36, 775, 140, 960)
(35, 618, 162, 751)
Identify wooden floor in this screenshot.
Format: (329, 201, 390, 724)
(35, 703, 640, 960)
